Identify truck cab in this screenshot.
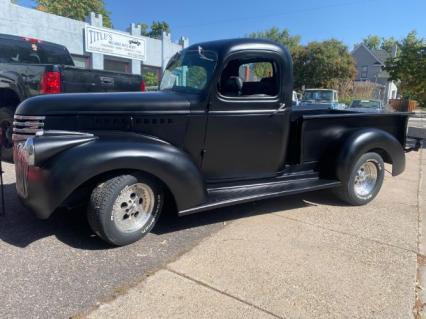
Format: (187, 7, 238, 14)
(13, 39, 408, 246)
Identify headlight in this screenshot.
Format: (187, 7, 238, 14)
(23, 138, 35, 166)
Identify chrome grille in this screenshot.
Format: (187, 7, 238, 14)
(12, 115, 45, 142)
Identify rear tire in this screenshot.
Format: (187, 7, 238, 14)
(336, 152, 384, 206)
(87, 173, 164, 246)
(0, 107, 14, 163)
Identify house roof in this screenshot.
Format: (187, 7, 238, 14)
(371, 49, 390, 64)
(351, 43, 391, 66)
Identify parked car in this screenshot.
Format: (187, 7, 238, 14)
(0, 33, 145, 161)
(13, 38, 409, 246)
(348, 99, 385, 112)
(299, 89, 347, 110)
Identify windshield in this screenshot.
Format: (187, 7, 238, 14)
(160, 49, 218, 93)
(350, 100, 381, 108)
(0, 38, 74, 65)
(303, 90, 334, 102)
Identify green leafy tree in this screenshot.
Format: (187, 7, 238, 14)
(149, 21, 171, 39)
(248, 27, 301, 78)
(362, 35, 381, 50)
(136, 23, 150, 36)
(385, 31, 426, 107)
(136, 21, 171, 39)
(293, 39, 356, 89)
(248, 27, 301, 53)
(143, 71, 159, 87)
(381, 37, 398, 54)
(35, 0, 112, 28)
(360, 35, 399, 55)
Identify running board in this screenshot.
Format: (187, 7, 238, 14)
(178, 178, 341, 216)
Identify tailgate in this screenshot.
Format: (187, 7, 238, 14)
(61, 66, 143, 93)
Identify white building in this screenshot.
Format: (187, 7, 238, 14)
(0, 0, 188, 78)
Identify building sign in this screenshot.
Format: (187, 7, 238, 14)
(85, 26, 146, 61)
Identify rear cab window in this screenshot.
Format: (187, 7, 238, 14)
(0, 37, 74, 65)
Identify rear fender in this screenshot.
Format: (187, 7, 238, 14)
(336, 128, 405, 181)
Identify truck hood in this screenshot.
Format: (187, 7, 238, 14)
(15, 91, 192, 116)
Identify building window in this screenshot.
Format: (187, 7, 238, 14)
(104, 58, 130, 73)
(72, 55, 89, 69)
(360, 65, 368, 79)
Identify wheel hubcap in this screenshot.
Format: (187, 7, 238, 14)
(354, 161, 378, 197)
(112, 183, 155, 233)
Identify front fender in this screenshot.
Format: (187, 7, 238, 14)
(24, 133, 206, 218)
(336, 128, 405, 181)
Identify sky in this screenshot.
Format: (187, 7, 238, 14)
(18, 0, 426, 48)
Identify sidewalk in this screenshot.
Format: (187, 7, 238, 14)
(86, 150, 424, 319)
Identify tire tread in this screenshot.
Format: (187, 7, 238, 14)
(88, 175, 132, 245)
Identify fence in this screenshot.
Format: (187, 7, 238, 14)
(389, 99, 418, 112)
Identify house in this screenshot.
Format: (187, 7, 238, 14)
(351, 43, 398, 102)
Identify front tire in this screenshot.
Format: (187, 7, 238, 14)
(87, 173, 164, 246)
(336, 152, 385, 206)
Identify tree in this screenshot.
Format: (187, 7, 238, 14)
(143, 71, 159, 87)
(362, 35, 381, 50)
(381, 37, 398, 55)
(293, 39, 356, 90)
(35, 0, 112, 28)
(136, 21, 171, 39)
(248, 27, 301, 54)
(247, 28, 355, 90)
(248, 27, 301, 78)
(360, 35, 399, 55)
(385, 31, 426, 106)
(137, 23, 150, 37)
(149, 21, 171, 39)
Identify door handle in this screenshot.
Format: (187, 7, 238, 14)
(100, 76, 114, 86)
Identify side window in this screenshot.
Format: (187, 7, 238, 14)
(360, 65, 368, 79)
(219, 58, 279, 97)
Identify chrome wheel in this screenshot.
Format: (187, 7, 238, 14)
(354, 161, 378, 197)
(112, 183, 155, 233)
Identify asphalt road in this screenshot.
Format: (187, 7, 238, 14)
(0, 115, 424, 319)
(0, 161, 235, 319)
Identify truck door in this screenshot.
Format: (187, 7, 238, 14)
(202, 52, 290, 180)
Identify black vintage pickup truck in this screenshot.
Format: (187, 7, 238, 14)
(13, 39, 408, 246)
(0, 33, 144, 161)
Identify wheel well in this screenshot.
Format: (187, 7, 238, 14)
(0, 89, 20, 110)
(64, 169, 177, 213)
(368, 148, 392, 164)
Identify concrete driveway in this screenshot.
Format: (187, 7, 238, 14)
(87, 148, 425, 319)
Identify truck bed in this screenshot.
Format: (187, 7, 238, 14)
(287, 109, 409, 166)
